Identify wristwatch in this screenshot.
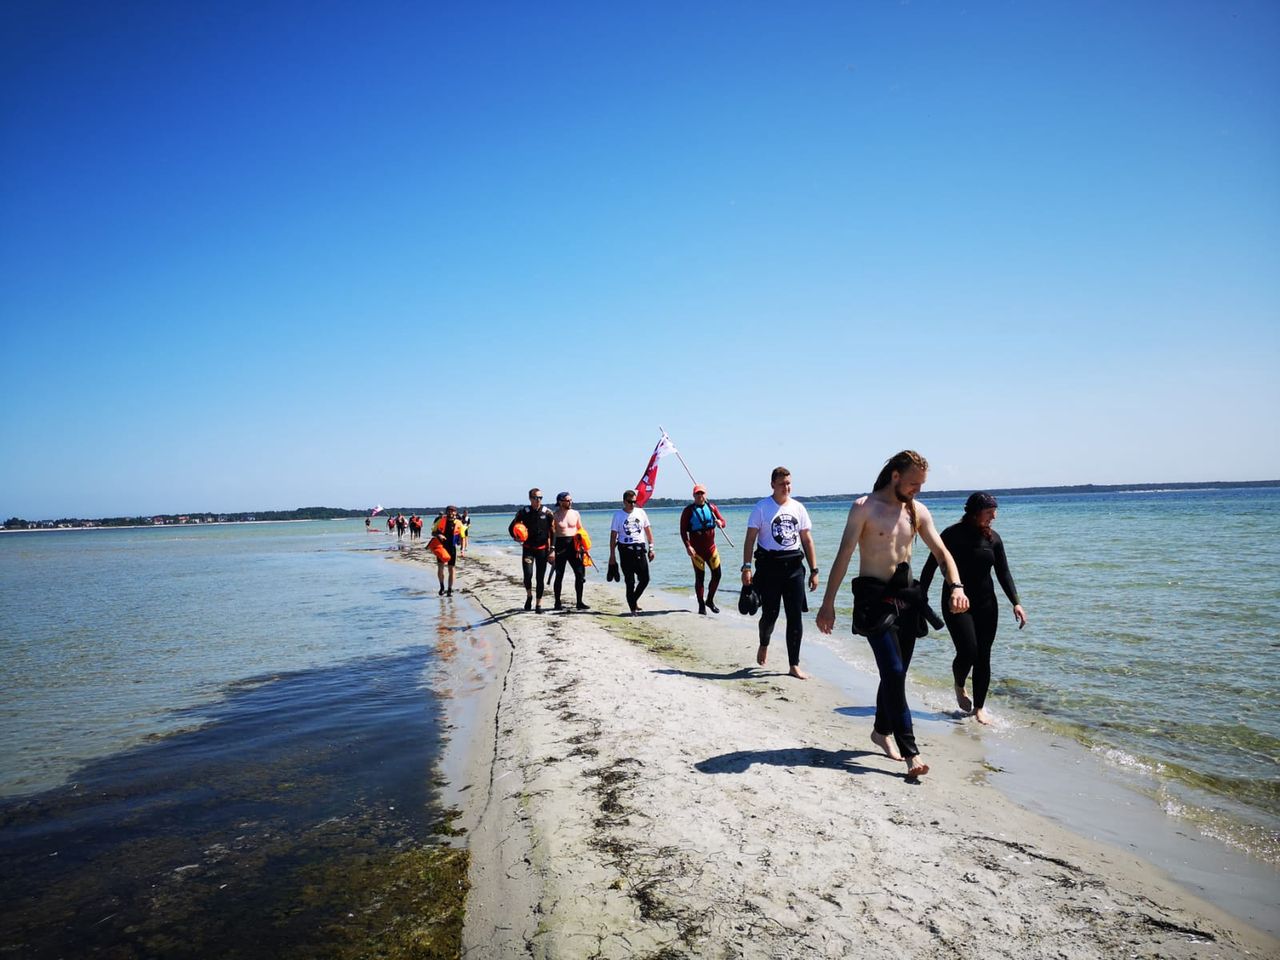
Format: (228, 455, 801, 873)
(741, 563, 752, 571)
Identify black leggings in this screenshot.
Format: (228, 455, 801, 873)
(522, 548, 549, 598)
(756, 553, 806, 667)
(867, 626, 919, 758)
(618, 544, 650, 610)
(553, 537, 585, 604)
(943, 598, 999, 709)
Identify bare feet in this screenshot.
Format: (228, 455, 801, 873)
(788, 665, 809, 680)
(871, 731, 903, 762)
(905, 754, 930, 778)
(955, 685, 973, 713)
(756, 644, 768, 666)
(974, 707, 992, 725)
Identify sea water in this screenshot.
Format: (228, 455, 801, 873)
(466, 487, 1280, 871)
(0, 522, 487, 957)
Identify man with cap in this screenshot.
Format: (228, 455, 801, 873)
(551, 491, 589, 611)
(680, 484, 727, 615)
(509, 487, 555, 612)
(742, 466, 820, 680)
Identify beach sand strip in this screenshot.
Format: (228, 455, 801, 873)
(435, 551, 1273, 960)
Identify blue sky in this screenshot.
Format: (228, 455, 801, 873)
(2, 1, 1277, 517)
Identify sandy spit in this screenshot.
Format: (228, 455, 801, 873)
(434, 550, 1275, 960)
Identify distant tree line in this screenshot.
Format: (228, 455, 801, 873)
(4, 480, 1275, 530)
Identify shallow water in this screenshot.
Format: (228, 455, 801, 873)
(466, 487, 1280, 865)
(0, 524, 478, 957)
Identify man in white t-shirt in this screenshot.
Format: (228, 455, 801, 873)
(742, 466, 820, 679)
(609, 489, 655, 614)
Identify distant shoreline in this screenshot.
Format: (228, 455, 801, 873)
(5, 479, 1277, 530)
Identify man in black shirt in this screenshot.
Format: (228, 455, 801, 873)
(509, 488, 555, 613)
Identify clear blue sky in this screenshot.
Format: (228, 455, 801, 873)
(2, 1, 1277, 518)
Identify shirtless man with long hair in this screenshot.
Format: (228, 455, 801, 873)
(816, 451, 969, 778)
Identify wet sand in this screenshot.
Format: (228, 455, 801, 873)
(436, 550, 1276, 959)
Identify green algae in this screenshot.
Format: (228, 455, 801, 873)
(290, 843, 470, 960)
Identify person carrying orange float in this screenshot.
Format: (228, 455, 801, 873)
(509, 488, 555, 612)
(551, 491, 589, 611)
(431, 505, 463, 596)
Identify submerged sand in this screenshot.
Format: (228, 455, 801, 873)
(425, 550, 1274, 959)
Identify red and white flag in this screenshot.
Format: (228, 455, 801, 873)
(633, 433, 678, 507)
(370, 505, 383, 517)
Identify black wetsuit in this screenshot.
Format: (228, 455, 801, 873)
(617, 543, 650, 611)
(754, 548, 807, 667)
(553, 536, 586, 607)
(851, 563, 940, 759)
(920, 522, 1020, 711)
(510, 506, 554, 599)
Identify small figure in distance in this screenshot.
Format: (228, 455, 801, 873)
(681, 484, 727, 615)
(609, 489, 655, 614)
(816, 451, 969, 779)
(920, 492, 1027, 725)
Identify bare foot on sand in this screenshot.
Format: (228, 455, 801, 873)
(871, 731, 903, 762)
(905, 755, 930, 778)
(756, 644, 768, 666)
(955, 685, 973, 713)
(974, 707, 992, 725)
(788, 665, 809, 680)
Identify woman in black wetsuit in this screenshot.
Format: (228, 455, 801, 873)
(920, 492, 1027, 724)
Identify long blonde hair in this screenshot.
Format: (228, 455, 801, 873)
(872, 450, 929, 532)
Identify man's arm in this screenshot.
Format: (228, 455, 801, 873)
(816, 503, 864, 633)
(916, 504, 969, 613)
(508, 510, 520, 538)
(711, 503, 726, 528)
(644, 516, 655, 555)
(741, 527, 759, 585)
(799, 529, 819, 592)
(680, 506, 695, 556)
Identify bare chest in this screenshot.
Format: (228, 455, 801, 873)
(554, 510, 580, 537)
(858, 507, 915, 571)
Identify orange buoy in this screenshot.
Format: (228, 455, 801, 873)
(428, 536, 452, 563)
(512, 521, 529, 542)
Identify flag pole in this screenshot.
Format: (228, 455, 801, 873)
(657, 426, 736, 548)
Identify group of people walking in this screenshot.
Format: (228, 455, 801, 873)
(507, 489, 596, 613)
(510, 450, 1027, 779)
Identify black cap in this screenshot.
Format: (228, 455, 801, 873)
(964, 491, 998, 514)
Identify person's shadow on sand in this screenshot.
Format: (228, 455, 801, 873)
(695, 746, 892, 777)
(834, 705, 958, 723)
(652, 666, 759, 681)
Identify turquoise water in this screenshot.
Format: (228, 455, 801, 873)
(0, 523, 476, 957)
(465, 487, 1280, 863)
(0, 523, 445, 796)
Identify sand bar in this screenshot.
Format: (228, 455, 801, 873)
(421, 550, 1276, 959)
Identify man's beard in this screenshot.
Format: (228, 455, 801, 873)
(893, 482, 914, 503)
